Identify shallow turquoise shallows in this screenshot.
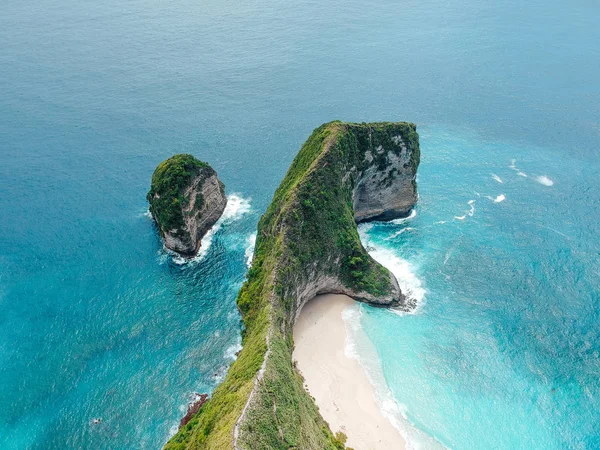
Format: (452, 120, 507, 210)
(1, 0, 598, 449)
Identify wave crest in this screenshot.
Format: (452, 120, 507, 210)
(536, 175, 554, 186)
(245, 233, 257, 268)
(221, 194, 252, 222)
(391, 209, 417, 224)
(162, 194, 252, 265)
(358, 224, 426, 312)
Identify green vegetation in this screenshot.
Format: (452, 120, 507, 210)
(147, 154, 211, 231)
(165, 122, 419, 450)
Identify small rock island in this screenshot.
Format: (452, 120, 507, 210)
(147, 154, 227, 257)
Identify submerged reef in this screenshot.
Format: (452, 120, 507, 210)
(147, 154, 227, 257)
(165, 121, 420, 449)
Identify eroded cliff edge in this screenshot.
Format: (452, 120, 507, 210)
(147, 154, 227, 257)
(165, 122, 420, 450)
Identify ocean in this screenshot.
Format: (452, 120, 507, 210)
(1, 0, 598, 448)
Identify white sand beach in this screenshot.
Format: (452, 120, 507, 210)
(293, 294, 406, 450)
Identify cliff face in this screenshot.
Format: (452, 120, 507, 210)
(165, 122, 420, 450)
(147, 154, 227, 257)
(353, 132, 419, 222)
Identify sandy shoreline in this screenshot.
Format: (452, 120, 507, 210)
(293, 294, 406, 450)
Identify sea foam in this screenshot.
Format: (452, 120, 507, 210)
(509, 159, 528, 177)
(220, 194, 252, 221)
(385, 227, 416, 240)
(486, 194, 506, 203)
(172, 194, 252, 265)
(454, 199, 476, 221)
(341, 303, 447, 450)
(224, 336, 243, 361)
(536, 175, 554, 186)
(244, 233, 257, 268)
(391, 209, 417, 224)
(358, 224, 426, 312)
(369, 246, 426, 313)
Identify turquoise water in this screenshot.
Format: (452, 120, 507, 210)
(1, 0, 598, 448)
(358, 128, 600, 449)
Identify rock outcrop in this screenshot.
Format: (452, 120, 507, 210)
(353, 133, 419, 222)
(147, 154, 227, 257)
(179, 393, 209, 430)
(164, 122, 420, 450)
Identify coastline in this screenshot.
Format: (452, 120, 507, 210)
(293, 294, 406, 450)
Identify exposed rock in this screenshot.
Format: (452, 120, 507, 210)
(179, 393, 208, 429)
(147, 154, 227, 257)
(353, 130, 419, 222)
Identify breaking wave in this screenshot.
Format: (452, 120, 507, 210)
(161, 194, 252, 265)
(391, 209, 417, 224)
(358, 224, 426, 313)
(224, 336, 243, 361)
(341, 304, 447, 450)
(509, 159, 528, 177)
(385, 227, 416, 240)
(536, 175, 554, 186)
(486, 194, 506, 203)
(369, 246, 426, 313)
(454, 199, 476, 220)
(244, 233, 257, 268)
(221, 194, 252, 221)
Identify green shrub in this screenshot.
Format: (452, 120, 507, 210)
(147, 154, 210, 231)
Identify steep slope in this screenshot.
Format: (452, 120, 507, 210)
(165, 121, 420, 450)
(147, 154, 227, 256)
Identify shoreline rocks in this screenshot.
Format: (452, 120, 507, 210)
(179, 393, 209, 429)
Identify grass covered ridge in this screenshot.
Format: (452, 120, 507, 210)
(165, 121, 419, 450)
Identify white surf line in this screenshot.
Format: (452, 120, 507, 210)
(454, 199, 476, 221)
(485, 194, 506, 203)
(535, 175, 554, 186)
(391, 209, 417, 224)
(224, 336, 243, 362)
(467, 200, 476, 216)
(492, 173, 503, 183)
(176, 194, 253, 265)
(539, 225, 571, 240)
(358, 223, 426, 313)
(384, 227, 415, 240)
(509, 159, 528, 177)
(245, 233, 257, 268)
(341, 304, 448, 450)
(443, 248, 453, 265)
(510, 159, 555, 187)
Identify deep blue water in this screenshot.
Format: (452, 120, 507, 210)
(1, 0, 598, 448)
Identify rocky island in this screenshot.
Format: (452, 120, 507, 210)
(165, 121, 420, 449)
(147, 154, 227, 257)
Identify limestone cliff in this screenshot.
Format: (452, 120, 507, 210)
(353, 133, 419, 222)
(165, 122, 420, 450)
(147, 154, 227, 257)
